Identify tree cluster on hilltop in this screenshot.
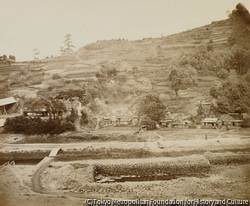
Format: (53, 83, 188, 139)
(228, 3, 250, 49)
(0, 54, 16, 66)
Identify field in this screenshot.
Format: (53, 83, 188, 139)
(0, 16, 250, 206)
(0, 127, 250, 205)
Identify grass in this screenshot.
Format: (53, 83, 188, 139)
(54, 147, 250, 162)
(155, 128, 250, 140)
(12, 131, 143, 144)
(0, 150, 50, 161)
(55, 148, 151, 161)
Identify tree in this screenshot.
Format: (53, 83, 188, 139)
(26, 98, 66, 119)
(0, 55, 15, 66)
(169, 66, 197, 97)
(227, 3, 250, 49)
(33, 48, 40, 60)
(224, 45, 248, 74)
(9, 55, 16, 61)
(115, 73, 128, 85)
(135, 94, 166, 122)
(211, 80, 250, 114)
(60, 46, 67, 56)
(63, 34, 75, 54)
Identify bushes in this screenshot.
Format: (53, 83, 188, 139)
(217, 68, 229, 78)
(3, 115, 75, 135)
(94, 156, 210, 177)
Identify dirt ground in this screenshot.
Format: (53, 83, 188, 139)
(0, 160, 250, 206)
(0, 128, 250, 206)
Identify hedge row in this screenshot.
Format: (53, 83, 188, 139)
(94, 156, 211, 177)
(0, 150, 50, 161)
(204, 152, 250, 164)
(3, 115, 75, 135)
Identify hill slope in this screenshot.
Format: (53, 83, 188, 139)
(0, 18, 246, 118)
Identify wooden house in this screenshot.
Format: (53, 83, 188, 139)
(118, 117, 131, 126)
(140, 117, 156, 130)
(103, 117, 111, 125)
(0, 97, 16, 115)
(220, 113, 244, 127)
(201, 118, 219, 126)
(132, 116, 139, 126)
(159, 113, 173, 128)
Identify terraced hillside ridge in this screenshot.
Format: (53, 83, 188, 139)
(0, 18, 242, 118)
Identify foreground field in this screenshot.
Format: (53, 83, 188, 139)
(0, 159, 250, 206)
(0, 128, 249, 205)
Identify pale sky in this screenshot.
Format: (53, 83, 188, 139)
(1, 0, 250, 61)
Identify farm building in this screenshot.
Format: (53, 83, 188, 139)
(0, 97, 16, 115)
(117, 116, 131, 126)
(110, 116, 117, 125)
(159, 112, 173, 128)
(172, 117, 184, 128)
(219, 113, 244, 127)
(103, 117, 111, 125)
(201, 118, 219, 126)
(132, 116, 139, 126)
(140, 117, 156, 130)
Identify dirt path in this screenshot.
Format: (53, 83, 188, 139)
(31, 157, 54, 193)
(1, 136, 250, 154)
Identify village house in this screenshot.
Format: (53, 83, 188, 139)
(172, 116, 184, 128)
(0, 97, 16, 115)
(110, 116, 117, 125)
(219, 113, 244, 127)
(159, 112, 173, 128)
(103, 117, 111, 125)
(117, 116, 131, 126)
(201, 118, 219, 127)
(132, 116, 139, 126)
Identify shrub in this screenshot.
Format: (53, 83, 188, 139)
(94, 156, 210, 177)
(66, 109, 78, 123)
(217, 68, 229, 78)
(209, 87, 218, 98)
(3, 116, 75, 135)
(52, 73, 62, 80)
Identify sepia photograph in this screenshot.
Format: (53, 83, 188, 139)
(0, 0, 250, 205)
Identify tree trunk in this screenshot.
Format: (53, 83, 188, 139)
(175, 89, 178, 97)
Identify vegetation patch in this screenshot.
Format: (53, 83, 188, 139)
(204, 152, 250, 165)
(94, 156, 210, 179)
(0, 149, 50, 161)
(13, 132, 143, 144)
(3, 115, 75, 135)
(55, 148, 151, 161)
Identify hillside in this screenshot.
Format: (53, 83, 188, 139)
(1, 17, 249, 120)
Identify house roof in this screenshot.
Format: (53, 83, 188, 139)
(164, 113, 173, 120)
(159, 120, 173, 123)
(120, 117, 131, 122)
(0, 97, 16, 107)
(110, 116, 117, 121)
(0, 119, 5, 127)
(201, 118, 218, 123)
